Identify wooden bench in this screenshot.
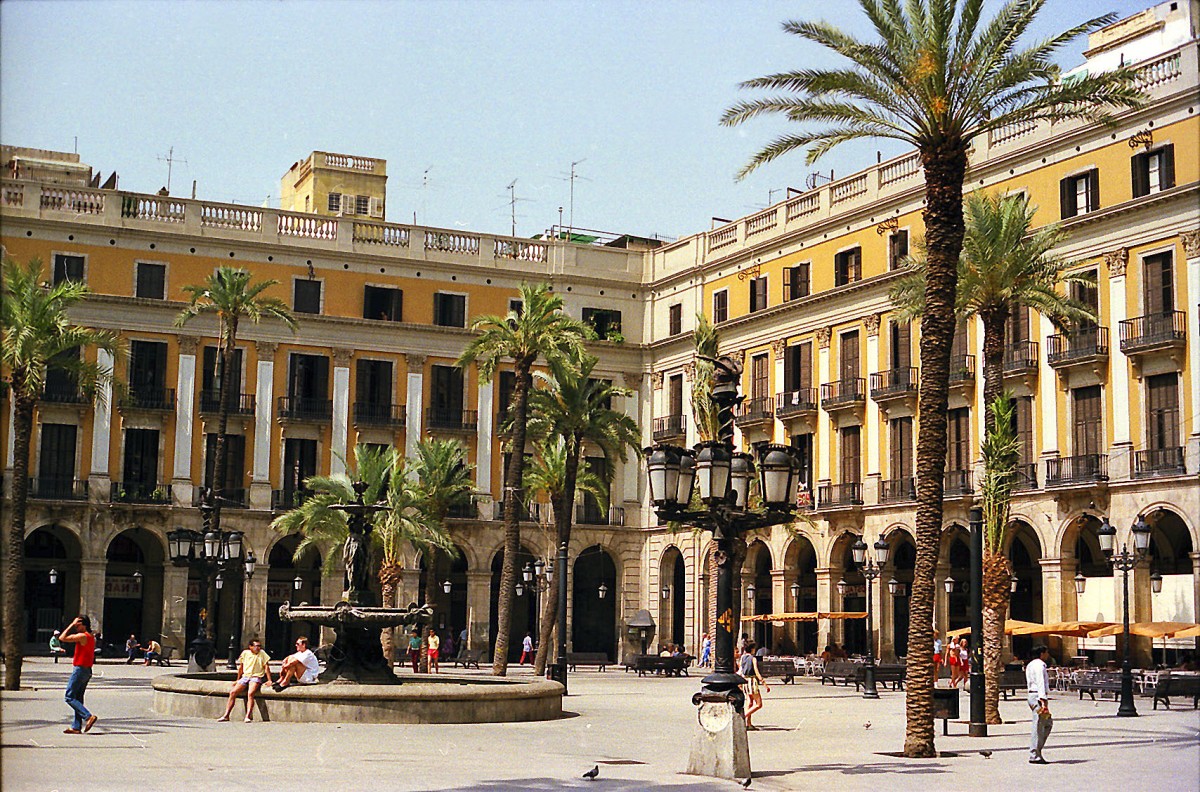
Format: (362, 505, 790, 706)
(634, 655, 690, 677)
(757, 659, 799, 683)
(453, 648, 485, 669)
(1076, 671, 1124, 701)
(851, 663, 906, 691)
(152, 646, 177, 667)
(1000, 667, 1026, 699)
(566, 652, 609, 672)
(819, 660, 860, 686)
(1152, 672, 1200, 710)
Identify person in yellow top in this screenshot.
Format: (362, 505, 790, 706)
(218, 639, 273, 723)
(427, 628, 441, 673)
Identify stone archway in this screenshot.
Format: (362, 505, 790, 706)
(1146, 508, 1196, 663)
(489, 545, 538, 663)
(264, 536, 322, 658)
(782, 534, 818, 654)
(884, 528, 916, 659)
(742, 540, 774, 650)
(658, 546, 686, 650)
(1006, 519, 1043, 660)
(23, 525, 82, 647)
(572, 545, 617, 660)
(103, 527, 165, 651)
(419, 543, 469, 638)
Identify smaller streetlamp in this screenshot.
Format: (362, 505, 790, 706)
(515, 582, 525, 597)
(836, 578, 848, 596)
(943, 576, 956, 595)
(662, 585, 671, 600)
(598, 582, 608, 600)
(49, 568, 59, 585)
(244, 552, 257, 580)
(1150, 570, 1163, 594)
(746, 582, 756, 602)
(544, 560, 553, 584)
(442, 579, 452, 595)
(888, 579, 905, 597)
(522, 562, 534, 584)
(1011, 575, 1019, 594)
(293, 575, 303, 592)
(789, 581, 800, 602)
(215, 573, 225, 591)
(1097, 515, 1154, 717)
(132, 570, 143, 581)
(1073, 572, 1087, 595)
(851, 535, 889, 699)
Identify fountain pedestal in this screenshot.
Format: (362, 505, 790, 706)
(280, 600, 431, 684)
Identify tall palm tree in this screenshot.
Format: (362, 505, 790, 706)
(891, 191, 1094, 723)
(412, 438, 474, 669)
(524, 354, 639, 674)
(721, 1, 1141, 756)
(1, 257, 122, 690)
(271, 445, 454, 657)
(456, 282, 587, 675)
(176, 267, 295, 640)
(691, 312, 721, 442)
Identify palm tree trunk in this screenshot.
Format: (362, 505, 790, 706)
(904, 142, 967, 758)
(982, 550, 1011, 725)
(980, 312, 1007, 436)
(534, 444, 580, 674)
(422, 549, 440, 673)
(378, 563, 402, 663)
(205, 319, 237, 643)
(3, 394, 36, 690)
(493, 362, 533, 675)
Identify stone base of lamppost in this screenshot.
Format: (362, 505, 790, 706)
(187, 635, 217, 673)
(685, 698, 750, 781)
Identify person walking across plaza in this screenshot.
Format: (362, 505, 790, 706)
(58, 615, 98, 734)
(218, 639, 274, 723)
(1026, 644, 1053, 764)
(739, 640, 769, 730)
(520, 632, 534, 665)
(427, 628, 441, 673)
(408, 628, 422, 673)
(933, 633, 943, 685)
(699, 633, 711, 667)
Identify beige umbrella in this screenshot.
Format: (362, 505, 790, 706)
(1171, 624, 1200, 639)
(947, 619, 1042, 638)
(741, 611, 867, 622)
(1009, 620, 1115, 637)
(1086, 621, 1197, 638)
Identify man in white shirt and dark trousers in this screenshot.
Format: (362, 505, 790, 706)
(1026, 644, 1053, 764)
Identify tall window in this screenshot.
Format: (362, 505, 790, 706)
(355, 359, 393, 406)
(1059, 169, 1099, 218)
(294, 279, 322, 314)
(784, 262, 810, 301)
(1143, 252, 1174, 315)
(129, 340, 168, 400)
(783, 342, 812, 392)
(1146, 373, 1179, 451)
(363, 285, 403, 321)
(750, 353, 769, 400)
(433, 293, 467, 328)
(790, 434, 814, 495)
(44, 348, 80, 401)
(668, 374, 683, 418)
(749, 276, 768, 313)
(1006, 307, 1030, 343)
(283, 438, 318, 493)
(840, 426, 861, 484)
(288, 353, 330, 403)
(52, 253, 84, 285)
(1071, 386, 1102, 457)
(834, 248, 862, 286)
(888, 230, 909, 270)
(204, 433, 245, 493)
(122, 428, 159, 489)
(430, 364, 464, 421)
(497, 371, 516, 422)
(582, 308, 622, 339)
(839, 330, 860, 382)
(1132, 145, 1175, 197)
(202, 346, 244, 402)
(951, 318, 969, 360)
(712, 290, 728, 323)
(890, 320, 911, 369)
(1071, 271, 1100, 328)
(889, 417, 913, 480)
(668, 303, 682, 336)
(135, 262, 166, 299)
(946, 408, 970, 472)
(38, 424, 78, 486)
(1013, 396, 1035, 465)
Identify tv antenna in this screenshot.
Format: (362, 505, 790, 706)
(506, 179, 518, 238)
(157, 146, 187, 194)
(558, 159, 590, 240)
(804, 170, 834, 191)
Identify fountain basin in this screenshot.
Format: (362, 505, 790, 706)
(153, 672, 564, 723)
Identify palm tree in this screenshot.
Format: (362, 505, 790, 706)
(690, 312, 721, 442)
(412, 438, 474, 669)
(456, 282, 587, 675)
(891, 191, 1095, 723)
(176, 268, 296, 637)
(524, 354, 639, 674)
(271, 445, 455, 658)
(721, 1, 1141, 756)
(1, 257, 122, 690)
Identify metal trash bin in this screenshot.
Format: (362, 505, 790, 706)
(932, 687, 960, 735)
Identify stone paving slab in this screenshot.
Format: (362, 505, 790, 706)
(2, 658, 1198, 791)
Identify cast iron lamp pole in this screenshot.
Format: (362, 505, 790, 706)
(1097, 515, 1152, 717)
(968, 506, 986, 737)
(645, 354, 803, 780)
(851, 536, 890, 700)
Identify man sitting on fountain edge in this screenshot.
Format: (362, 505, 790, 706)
(275, 636, 320, 689)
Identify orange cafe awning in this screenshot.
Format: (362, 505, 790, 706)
(741, 611, 867, 623)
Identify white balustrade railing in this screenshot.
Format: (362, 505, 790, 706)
(201, 204, 262, 232)
(988, 118, 1038, 147)
(708, 224, 737, 251)
(425, 230, 480, 255)
(831, 174, 868, 204)
(746, 207, 779, 237)
(120, 195, 185, 222)
(277, 211, 337, 240)
(353, 221, 410, 247)
(880, 152, 920, 186)
(41, 186, 105, 215)
(494, 238, 547, 262)
(785, 192, 819, 221)
(324, 153, 377, 172)
(3, 183, 25, 208)
(1136, 51, 1181, 88)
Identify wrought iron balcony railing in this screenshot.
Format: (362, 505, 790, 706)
(818, 482, 863, 508)
(820, 378, 865, 409)
(425, 407, 478, 433)
(110, 481, 171, 504)
(29, 477, 88, 500)
(1013, 462, 1038, 491)
(1119, 310, 1186, 355)
(40, 382, 87, 404)
(121, 387, 176, 411)
(775, 389, 818, 417)
(943, 469, 974, 496)
(869, 367, 918, 401)
(199, 390, 256, 415)
(1046, 326, 1109, 367)
(949, 354, 976, 385)
(271, 487, 313, 511)
(1046, 454, 1108, 486)
(353, 401, 406, 428)
(734, 395, 774, 426)
(576, 504, 625, 526)
(652, 414, 686, 441)
(1133, 447, 1185, 478)
(879, 477, 915, 503)
(278, 395, 332, 422)
(1002, 340, 1039, 376)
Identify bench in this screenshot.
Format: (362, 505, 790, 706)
(819, 660, 860, 686)
(1076, 671, 1124, 701)
(851, 663, 906, 691)
(1152, 672, 1200, 710)
(757, 659, 799, 683)
(633, 655, 690, 677)
(566, 652, 609, 672)
(1000, 667, 1026, 699)
(151, 647, 177, 667)
(453, 648, 485, 669)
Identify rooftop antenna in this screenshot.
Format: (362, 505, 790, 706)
(420, 166, 431, 226)
(566, 158, 590, 240)
(157, 146, 187, 194)
(506, 179, 518, 237)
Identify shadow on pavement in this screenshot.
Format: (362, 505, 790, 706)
(440, 777, 726, 791)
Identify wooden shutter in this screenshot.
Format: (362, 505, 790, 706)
(1144, 252, 1174, 314)
(890, 418, 912, 479)
(1060, 177, 1075, 219)
(798, 342, 812, 391)
(1146, 373, 1179, 451)
(390, 289, 403, 322)
(39, 423, 78, 482)
(1072, 386, 1102, 456)
(1160, 145, 1175, 189)
(892, 321, 911, 368)
(668, 374, 683, 417)
(1087, 169, 1100, 213)
(841, 426, 861, 483)
(1132, 152, 1149, 198)
(752, 354, 768, 399)
(840, 331, 859, 381)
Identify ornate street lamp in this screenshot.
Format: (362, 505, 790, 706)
(49, 568, 59, 585)
(293, 575, 303, 592)
(888, 579, 905, 597)
(662, 585, 671, 600)
(1150, 570, 1163, 594)
(943, 576, 956, 595)
(1011, 575, 1019, 594)
(598, 582, 608, 599)
(442, 579, 452, 595)
(789, 582, 800, 602)
(851, 535, 889, 699)
(746, 582, 756, 602)
(1098, 515, 1153, 717)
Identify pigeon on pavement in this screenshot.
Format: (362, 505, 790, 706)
(582, 765, 599, 780)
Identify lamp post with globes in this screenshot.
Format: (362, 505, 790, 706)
(851, 536, 890, 699)
(645, 353, 804, 780)
(1095, 515, 1152, 717)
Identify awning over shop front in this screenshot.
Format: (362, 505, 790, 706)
(740, 611, 867, 622)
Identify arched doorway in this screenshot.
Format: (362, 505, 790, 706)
(104, 528, 165, 648)
(572, 545, 617, 660)
(23, 526, 82, 648)
(265, 536, 321, 658)
(1007, 519, 1043, 660)
(658, 546, 686, 650)
(489, 546, 538, 662)
(744, 540, 774, 650)
(419, 544, 468, 638)
(887, 529, 916, 658)
(1146, 508, 1195, 664)
(833, 534, 866, 655)
(783, 535, 818, 654)
(944, 526, 971, 631)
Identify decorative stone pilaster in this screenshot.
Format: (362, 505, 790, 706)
(1103, 247, 1128, 278)
(864, 313, 881, 337)
(816, 327, 832, 350)
(176, 335, 200, 356)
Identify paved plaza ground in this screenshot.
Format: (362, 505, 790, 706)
(2, 657, 1197, 791)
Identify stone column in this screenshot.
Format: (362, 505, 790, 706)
(4, 399, 15, 496)
(465, 570, 492, 653)
(79, 560, 107, 634)
(88, 348, 115, 498)
(864, 315, 882, 503)
(476, 372, 494, 494)
(877, 567, 896, 662)
(404, 354, 426, 461)
(250, 341, 276, 510)
(815, 566, 834, 650)
(172, 336, 199, 505)
(242, 569, 269, 645)
(772, 340, 786, 445)
(770, 568, 787, 651)
(1037, 312, 1059, 460)
(330, 348, 353, 477)
(1041, 556, 1075, 657)
(1183, 231, 1200, 473)
(161, 564, 190, 653)
(1106, 249, 1133, 480)
(622, 373, 643, 508)
(817, 328, 833, 484)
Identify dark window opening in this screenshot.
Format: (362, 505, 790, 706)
(784, 262, 810, 301)
(749, 276, 768, 313)
(53, 254, 84, 285)
(668, 303, 682, 336)
(135, 262, 166, 299)
(1132, 145, 1175, 198)
(1059, 169, 1099, 218)
(582, 308, 623, 340)
(363, 285, 403, 322)
(294, 279, 322, 314)
(835, 248, 862, 287)
(433, 293, 467, 328)
(888, 231, 909, 270)
(712, 291, 728, 324)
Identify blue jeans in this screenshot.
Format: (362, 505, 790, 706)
(65, 666, 93, 729)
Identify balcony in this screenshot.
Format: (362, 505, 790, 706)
(425, 408, 478, 433)
(192, 485, 248, 509)
(29, 477, 88, 501)
(110, 482, 170, 504)
(1013, 462, 1038, 491)
(446, 497, 479, 519)
(1046, 327, 1109, 369)
(121, 387, 176, 412)
(879, 477, 915, 504)
(652, 414, 686, 441)
(1119, 311, 1186, 356)
(869, 367, 917, 403)
(943, 469, 974, 496)
(277, 395, 332, 422)
(820, 378, 865, 411)
(734, 396, 774, 428)
(1134, 447, 1186, 478)
(818, 482, 863, 508)
(353, 401, 406, 428)
(949, 354, 976, 389)
(271, 488, 313, 512)
(1001, 341, 1039, 378)
(199, 389, 256, 416)
(576, 504, 626, 526)
(776, 389, 818, 419)
(40, 382, 87, 405)
(493, 500, 541, 523)
(1046, 454, 1108, 487)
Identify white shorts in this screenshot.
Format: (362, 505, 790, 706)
(300, 669, 319, 684)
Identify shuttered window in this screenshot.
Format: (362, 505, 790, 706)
(1059, 169, 1099, 218)
(749, 277, 768, 313)
(783, 342, 812, 392)
(135, 262, 166, 299)
(1143, 252, 1174, 315)
(1132, 145, 1175, 197)
(668, 374, 683, 417)
(433, 293, 467, 328)
(751, 354, 769, 400)
(712, 290, 728, 323)
(202, 346, 244, 396)
(1071, 271, 1100, 328)
(946, 408, 971, 471)
(1146, 373, 1179, 451)
(668, 304, 682, 335)
(1072, 386, 1103, 457)
(840, 331, 860, 381)
(888, 230, 909, 270)
(840, 426, 861, 484)
(288, 353, 329, 401)
(784, 263, 810, 301)
(1013, 396, 1035, 465)
(835, 248, 862, 286)
(364, 285, 403, 321)
(889, 417, 913, 480)
(294, 279, 322, 314)
(890, 321, 911, 369)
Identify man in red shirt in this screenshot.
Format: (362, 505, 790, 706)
(58, 615, 98, 734)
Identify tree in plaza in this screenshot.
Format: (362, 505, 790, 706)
(721, 1, 1141, 755)
(412, 437, 474, 670)
(1, 257, 122, 690)
(271, 445, 455, 658)
(456, 283, 587, 675)
(891, 191, 1094, 723)
(176, 266, 295, 638)
(524, 354, 639, 674)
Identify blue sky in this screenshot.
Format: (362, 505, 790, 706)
(0, 0, 1155, 241)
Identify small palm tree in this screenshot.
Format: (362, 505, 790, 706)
(412, 438, 473, 669)
(456, 282, 588, 675)
(691, 312, 721, 442)
(980, 393, 1020, 723)
(1, 257, 122, 690)
(722, 1, 1141, 756)
(892, 191, 1094, 724)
